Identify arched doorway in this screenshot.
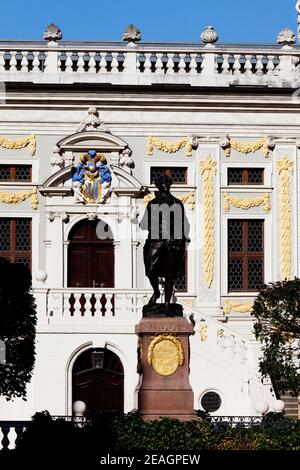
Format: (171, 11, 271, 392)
(68, 219, 114, 288)
(72, 348, 124, 417)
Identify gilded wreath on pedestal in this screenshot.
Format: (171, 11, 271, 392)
(147, 335, 184, 376)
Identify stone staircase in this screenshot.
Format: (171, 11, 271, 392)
(281, 394, 299, 419)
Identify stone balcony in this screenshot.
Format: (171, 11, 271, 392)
(34, 288, 195, 331)
(0, 41, 300, 88)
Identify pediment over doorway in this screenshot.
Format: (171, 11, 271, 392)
(56, 131, 128, 153)
(40, 128, 143, 199)
(40, 164, 143, 198)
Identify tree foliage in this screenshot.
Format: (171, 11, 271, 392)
(251, 278, 300, 397)
(0, 260, 36, 400)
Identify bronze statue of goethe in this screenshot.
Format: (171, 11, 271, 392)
(139, 175, 189, 308)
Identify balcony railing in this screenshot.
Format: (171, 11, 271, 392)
(44, 288, 151, 320)
(0, 42, 299, 87)
(35, 288, 195, 323)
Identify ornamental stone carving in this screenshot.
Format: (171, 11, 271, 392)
(200, 26, 218, 45)
(77, 107, 110, 133)
(0, 188, 38, 210)
(221, 136, 274, 158)
(44, 23, 62, 42)
(0, 134, 36, 156)
(147, 136, 193, 156)
(223, 300, 254, 315)
(223, 193, 271, 213)
(87, 213, 98, 221)
(277, 28, 296, 46)
(72, 150, 112, 204)
(200, 156, 217, 288)
(50, 145, 64, 170)
(61, 212, 69, 223)
(122, 24, 141, 43)
(277, 155, 294, 280)
(119, 147, 134, 172)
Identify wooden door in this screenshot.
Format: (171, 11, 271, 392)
(73, 348, 124, 417)
(73, 369, 124, 416)
(68, 219, 114, 288)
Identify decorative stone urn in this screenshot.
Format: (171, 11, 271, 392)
(277, 28, 296, 47)
(122, 24, 141, 43)
(200, 26, 218, 45)
(44, 23, 62, 42)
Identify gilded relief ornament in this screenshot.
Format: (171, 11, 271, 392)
(223, 300, 254, 315)
(144, 193, 155, 206)
(0, 188, 38, 209)
(72, 150, 112, 204)
(179, 192, 195, 210)
(221, 136, 273, 158)
(147, 136, 193, 157)
(199, 322, 208, 342)
(223, 193, 271, 213)
(277, 155, 294, 280)
(147, 335, 184, 376)
(144, 192, 195, 209)
(0, 134, 36, 156)
(200, 156, 217, 288)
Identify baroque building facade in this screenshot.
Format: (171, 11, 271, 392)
(0, 20, 300, 425)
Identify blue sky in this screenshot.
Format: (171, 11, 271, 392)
(0, 0, 297, 43)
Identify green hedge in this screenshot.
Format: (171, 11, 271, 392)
(11, 411, 300, 456)
(111, 413, 300, 451)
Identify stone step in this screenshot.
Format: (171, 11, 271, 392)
(281, 395, 299, 419)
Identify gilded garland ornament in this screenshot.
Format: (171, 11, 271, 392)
(0, 188, 38, 209)
(223, 193, 271, 213)
(144, 192, 195, 209)
(179, 192, 195, 210)
(200, 156, 217, 288)
(0, 134, 36, 156)
(147, 136, 193, 157)
(222, 137, 271, 158)
(223, 300, 254, 315)
(147, 334, 184, 376)
(277, 155, 294, 280)
(143, 193, 155, 206)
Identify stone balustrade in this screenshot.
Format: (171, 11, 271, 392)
(44, 288, 152, 320)
(0, 42, 299, 87)
(35, 288, 196, 322)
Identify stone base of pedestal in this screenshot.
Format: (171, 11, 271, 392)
(136, 315, 198, 421)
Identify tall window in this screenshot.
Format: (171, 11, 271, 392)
(0, 218, 32, 269)
(228, 219, 264, 292)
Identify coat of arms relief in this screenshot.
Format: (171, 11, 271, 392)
(72, 150, 112, 204)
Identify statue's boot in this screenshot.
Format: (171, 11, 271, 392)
(148, 290, 160, 306)
(165, 279, 174, 310)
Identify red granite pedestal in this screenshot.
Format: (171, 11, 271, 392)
(135, 315, 197, 421)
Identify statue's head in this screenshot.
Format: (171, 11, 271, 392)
(154, 175, 173, 193)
